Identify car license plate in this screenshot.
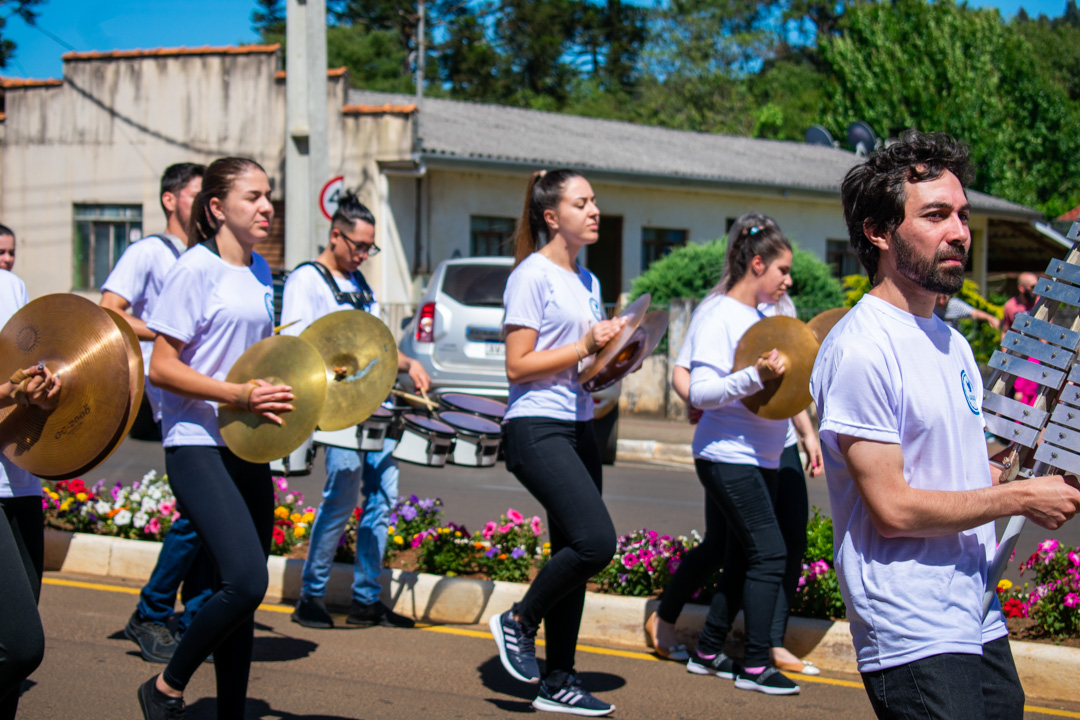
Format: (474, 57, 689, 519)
(485, 343, 505, 356)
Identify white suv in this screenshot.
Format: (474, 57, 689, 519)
(398, 256, 621, 463)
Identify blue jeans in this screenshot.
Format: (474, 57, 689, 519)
(300, 440, 399, 605)
(135, 515, 213, 636)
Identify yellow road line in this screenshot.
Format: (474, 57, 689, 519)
(43, 576, 1080, 717)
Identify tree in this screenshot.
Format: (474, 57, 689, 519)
(251, 0, 286, 41)
(0, 0, 45, 70)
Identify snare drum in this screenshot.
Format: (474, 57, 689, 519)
(312, 406, 394, 452)
(438, 411, 501, 467)
(437, 393, 508, 424)
(391, 414, 456, 467)
(269, 435, 316, 476)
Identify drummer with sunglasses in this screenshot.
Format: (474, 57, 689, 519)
(281, 192, 429, 630)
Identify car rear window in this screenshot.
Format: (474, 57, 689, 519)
(441, 264, 512, 307)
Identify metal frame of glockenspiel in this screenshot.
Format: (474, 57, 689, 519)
(980, 220, 1080, 616)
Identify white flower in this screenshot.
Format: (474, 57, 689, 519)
(95, 500, 112, 515)
(285, 493, 295, 504)
(141, 470, 158, 484)
(141, 497, 157, 513)
(113, 510, 132, 526)
(133, 511, 148, 529)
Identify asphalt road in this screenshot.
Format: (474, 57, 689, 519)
(19, 574, 1080, 720)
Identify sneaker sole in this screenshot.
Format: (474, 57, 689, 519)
(489, 614, 539, 684)
(734, 677, 800, 695)
(686, 659, 735, 680)
(124, 624, 174, 664)
(290, 612, 334, 629)
(532, 697, 614, 716)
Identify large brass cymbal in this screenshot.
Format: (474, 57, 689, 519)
(582, 310, 669, 392)
(219, 335, 328, 464)
(808, 307, 849, 344)
(102, 308, 145, 450)
(578, 293, 651, 386)
(0, 294, 132, 479)
(300, 310, 398, 431)
(733, 315, 820, 420)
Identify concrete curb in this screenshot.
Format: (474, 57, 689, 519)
(43, 529, 1078, 703)
(616, 439, 693, 464)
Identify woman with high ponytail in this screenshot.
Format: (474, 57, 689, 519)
(137, 157, 292, 720)
(489, 169, 624, 716)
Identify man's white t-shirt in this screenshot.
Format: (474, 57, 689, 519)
(101, 234, 186, 420)
(279, 263, 379, 335)
(503, 253, 604, 422)
(687, 295, 787, 468)
(810, 293, 1006, 672)
(0, 270, 39, 497)
(147, 244, 274, 448)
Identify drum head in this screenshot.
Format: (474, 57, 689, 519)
(439, 393, 508, 420)
(371, 406, 394, 420)
(439, 411, 501, 436)
(402, 413, 456, 437)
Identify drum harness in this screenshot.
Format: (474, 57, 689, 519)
(296, 261, 376, 314)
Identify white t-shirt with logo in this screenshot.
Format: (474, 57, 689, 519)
(676, 294, 798, 449)
(810, 293, 1005, 672)
(101, 234, 186, 420)
(0, 270, 39, 498)
(147, 244, 274, 447)
(687, 295, 788, 468)
(503, 253, 603, 422)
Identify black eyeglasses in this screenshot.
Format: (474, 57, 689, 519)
(338, 230, 381, 257)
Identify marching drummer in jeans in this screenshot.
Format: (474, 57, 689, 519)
(281, 192, 430, 629)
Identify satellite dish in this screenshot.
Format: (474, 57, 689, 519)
(847, 121, 879, 156)
(805, 125, 836, 148)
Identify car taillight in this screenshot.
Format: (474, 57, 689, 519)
(416, 302, 436, 343)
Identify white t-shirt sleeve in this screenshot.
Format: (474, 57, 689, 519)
(816, 333, 900, 452)
(280, 268, 319, 337)
(503, 266, 547, 331)
(687, 312, 764, 410)
(147, 263, 201, 343)
(101, 241, 151, 306)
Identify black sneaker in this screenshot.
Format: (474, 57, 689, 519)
(125, 613, 177, 663)
(686, 648, 740, 679)
(137, 676, 185, 719)
(734, 665, 801, 695)
(291, 596, 334, 629)
(533, 674, 614, 717)
(346, 601, 416, 628)
(489, 609, 540, 684)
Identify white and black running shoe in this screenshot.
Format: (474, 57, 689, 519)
(533, 674, 614, 716)
(734, 665, 801, 695)
(686, 648, 740, 679)
(489, 609, 540, 683)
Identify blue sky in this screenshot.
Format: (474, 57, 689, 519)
(1, 0, 1073, 79)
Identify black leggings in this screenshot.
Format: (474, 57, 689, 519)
(162, 446, 273, 718)
(0, 497, 45, 720)
(658, 444, 807, 647)
(504, 418, 616, 678)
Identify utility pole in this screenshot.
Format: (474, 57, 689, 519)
(285, 0, 330, 269)
(416, 0, 424, 101)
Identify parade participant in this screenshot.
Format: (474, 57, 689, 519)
(653, 214, 822, 677)
(101, 162, 210, 664)
(0, 225, 16, 272)
(0, 264, 61, 720)
(671, 217, 800, 695)
(933, 292, 1000, 331)
(1002, 271, 1038, 338)
(490, 169, 625, 716)
(812, 130, 1080, 719)
(137, 157, 292, 720)
(283, 192, 428, 630)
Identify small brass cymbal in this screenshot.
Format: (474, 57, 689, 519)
(219, 335, 327, 464)
(807, 307, 849, 344)
(578, 293, 651, 386)
(582, 310, 669, 392)
(300, 310, 398, 431)
(733, 316, 820, 420)
(0, 294, 132, 479)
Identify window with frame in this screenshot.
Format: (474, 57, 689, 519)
(470, 216, 516, 257)
(826, 238, 861, 278)
(641, 227, 688, 270)
(73, 204, 143, 290)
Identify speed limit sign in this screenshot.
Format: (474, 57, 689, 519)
(319, 176, 345, 220)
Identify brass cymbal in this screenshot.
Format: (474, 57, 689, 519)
(0, 294, 132, 479)
(733, 315, 820, 420)
(300, 310, 398, 431)
(102, 308, 145, 451)
(582, 310, 669, 392)
(578, 293, 651, 386)
(219, 334, 328, 464)
(807, 307, 849, 344)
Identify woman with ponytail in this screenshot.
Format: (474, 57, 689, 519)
(137, 157, 292, 720)
(489, 169, 625, 716)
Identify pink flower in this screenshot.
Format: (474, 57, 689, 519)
(482, 521, 497, 539)
(531, 516, 543, 535)
(498, 524, 513, 534)
(622, 553, 639, 568)
(506, 508, 524, 524)
(146, 517, 162, 535)
(275, 476, 288, 491)
(172, 511, 181, 521)
(1064, 593, 1079, 609)
(158, 501, 175, 515)
(1038, 538, 1059, 554)
(1069, 551, 1080, 568)
(41, 498, 49, 510)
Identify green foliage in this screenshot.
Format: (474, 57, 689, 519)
(476, 510, 547, 583)
(790, 245, 846, 314)
(793, 508, 846, 620)
(412, 523, 480, 576)
(803, 507, 833, 563)
(328, 25, 414, 93)
(0, 0, 44, 69)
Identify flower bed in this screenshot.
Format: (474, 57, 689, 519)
(997, 539, 1080, 646)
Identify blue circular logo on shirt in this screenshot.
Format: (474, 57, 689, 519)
(590, 297, 603, 321)
(264, 292, 275, 323)
(961, 369, 980, 415)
